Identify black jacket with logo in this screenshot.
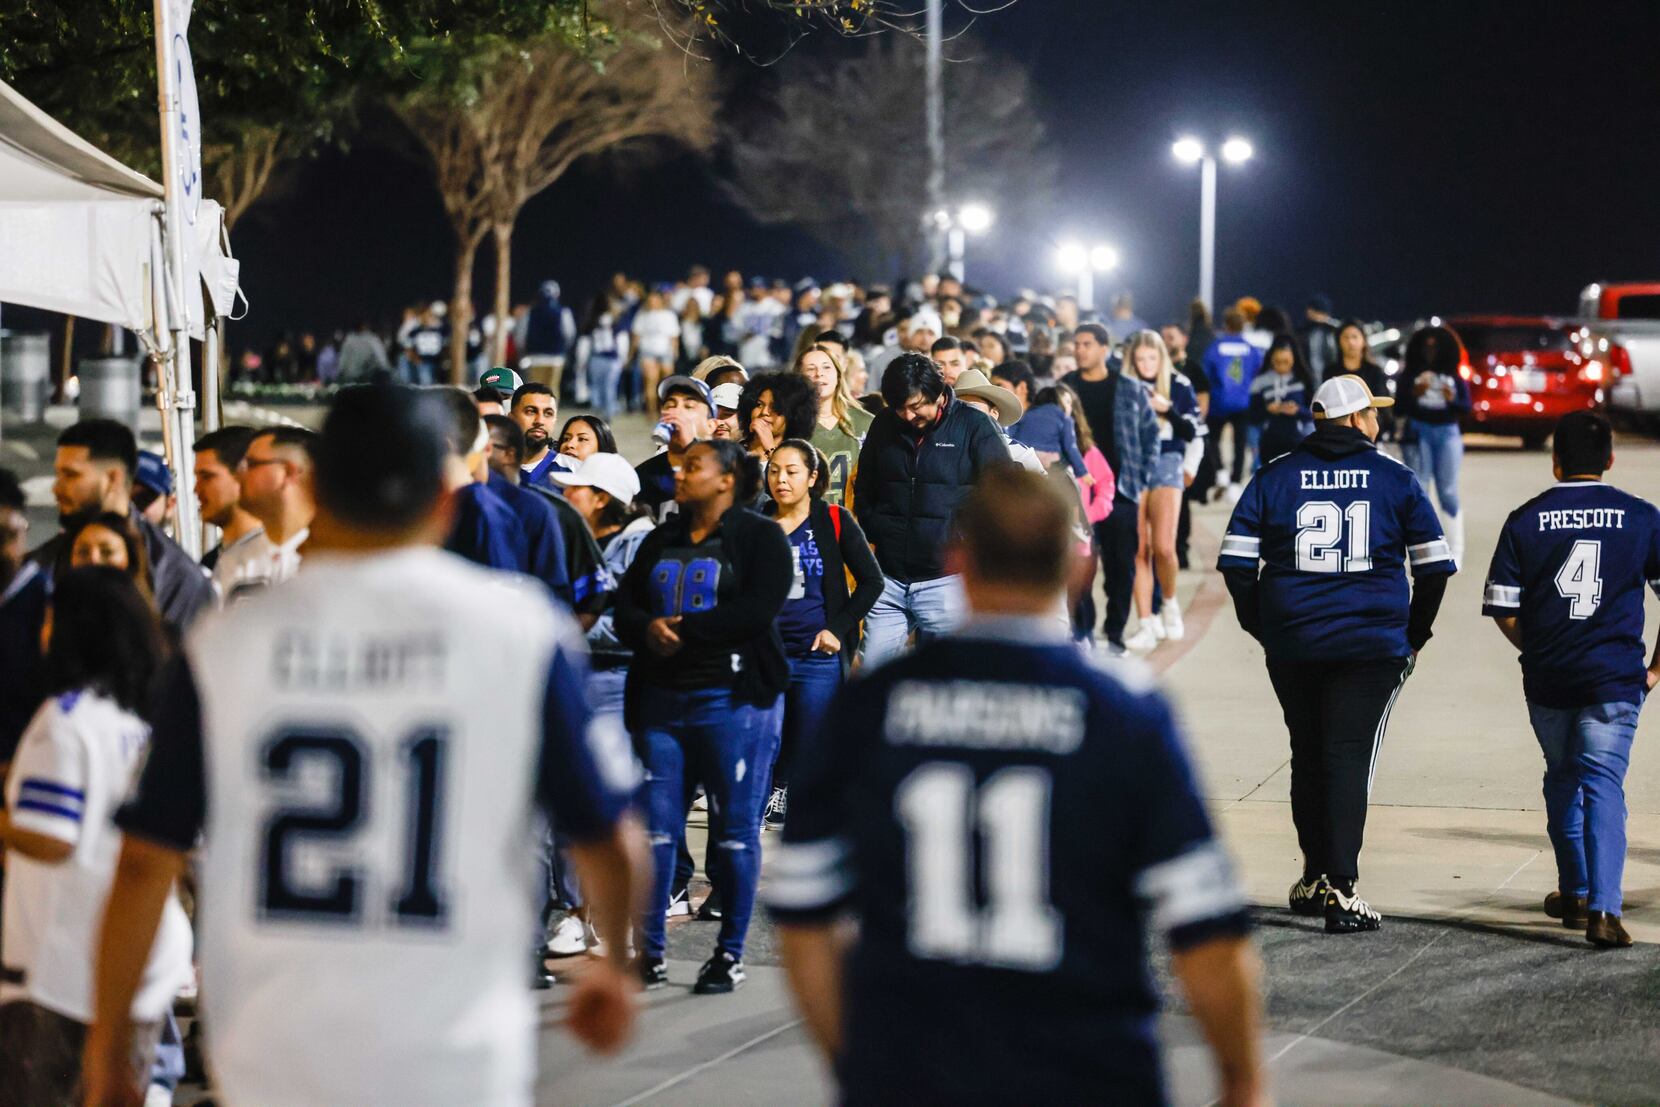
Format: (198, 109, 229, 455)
(852, 391, 1012, 584)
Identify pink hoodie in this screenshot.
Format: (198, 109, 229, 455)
(1080, 446, 1115, 524)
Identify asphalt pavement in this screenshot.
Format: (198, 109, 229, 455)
(8, 404, 1658, 1104)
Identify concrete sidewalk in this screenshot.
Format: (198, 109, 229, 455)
(537, 961, 1577, 1106)
(1160, 437, 1660, 943)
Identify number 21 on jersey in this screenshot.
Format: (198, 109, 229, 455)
(895, 762, 1063, 971)
(259, 725, 450, 930)
(1295, 500, 1372, 572)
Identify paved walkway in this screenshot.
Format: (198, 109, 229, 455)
(1164, 436, 1660, 944)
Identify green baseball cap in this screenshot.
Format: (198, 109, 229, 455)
(479, 366, 523, 396)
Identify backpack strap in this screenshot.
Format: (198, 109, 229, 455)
(830, 504, 843, 542)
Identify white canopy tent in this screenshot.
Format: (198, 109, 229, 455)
(0, 75, 241, 554)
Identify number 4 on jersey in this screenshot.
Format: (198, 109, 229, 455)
(1554, 539, 1603, 619)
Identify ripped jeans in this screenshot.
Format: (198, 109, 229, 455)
(637, 684, 783, 959)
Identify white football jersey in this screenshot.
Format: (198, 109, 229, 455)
(1, 690, 193, 1022)
(117, 547, 634, 1107)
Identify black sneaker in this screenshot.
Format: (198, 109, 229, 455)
(638, 955, 668, 990)
(532, 951, 555, 990)
(693, 951, 745, 994)
(763, 786, 788, 827)
(696, 892, 723, 921)
(1289, 874, 1330, 917)
(1325, 883, 1382, 934)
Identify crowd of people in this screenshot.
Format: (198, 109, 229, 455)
(0, 262, 1655, 1106)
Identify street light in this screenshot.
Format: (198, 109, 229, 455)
(934, 203, 995, 281)
(1057, 239, 1120, 312)
(1171, 134, 1254, 313)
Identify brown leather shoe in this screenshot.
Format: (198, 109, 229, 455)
(1585, 911, 1633, 948)
(1544, 891, 1589, 929)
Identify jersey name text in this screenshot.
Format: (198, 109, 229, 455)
(273, 630, 449, 692)
(885, 681, 1086, 754)
(1300, 469, 1369, 490)
(1538, 508, 1627, 531)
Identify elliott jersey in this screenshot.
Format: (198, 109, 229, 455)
(1219, 436, 1455, 660)
(1483, 480, 1660, 708)
(767, 619, 1249, 1104)
(116, 548, 636, 1107)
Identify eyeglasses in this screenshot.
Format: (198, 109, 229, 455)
(240, 456, 289, 472)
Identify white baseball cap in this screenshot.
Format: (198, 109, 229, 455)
(1312, 374, 1395, 420)
(550, 451, 640, 503)
(710, 382, 744, 412)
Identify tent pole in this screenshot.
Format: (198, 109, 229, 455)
(152, 0, 200, 558)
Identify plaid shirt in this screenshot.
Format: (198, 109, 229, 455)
(1112, 377, 1162, 502)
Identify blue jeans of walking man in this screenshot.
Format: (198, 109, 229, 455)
(1527, 699, 1641, 914)
(861, 574, 965, 670)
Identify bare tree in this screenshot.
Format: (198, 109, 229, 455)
(395, 7, 716, 380)
(726, 36, 1055, 283)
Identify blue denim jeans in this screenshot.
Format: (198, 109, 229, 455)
(1527, 699, 1641, 914)
(861, 574, 966, 669)
(777, 651, 843, 788)
(586, 354, 623, 421)
(637, 685, 782, 958)
(1403, 420, 1462, 517)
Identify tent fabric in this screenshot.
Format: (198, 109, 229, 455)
(0, 78, 233, 339)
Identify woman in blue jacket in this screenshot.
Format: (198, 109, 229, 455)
(1397, 323, 1471, 561)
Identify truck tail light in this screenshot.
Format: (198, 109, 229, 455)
(1608, 341, 1633, 377)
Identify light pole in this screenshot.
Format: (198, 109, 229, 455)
(1056, 241, 1120, 313)
(1173, 135, 1253, 314)
(935, 203, 995, 282)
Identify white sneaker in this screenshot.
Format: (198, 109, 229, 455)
(1123, 622, 1162, 652)
(1161, 600, 1185, 642)
(545, 912, 588, 958)
(1226, 482, 1244, 505)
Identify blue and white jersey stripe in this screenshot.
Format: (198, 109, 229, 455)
(16, 778, 86, 822)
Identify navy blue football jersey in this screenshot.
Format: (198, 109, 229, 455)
(1483, 480, 1660, 709)
(767, 618, 1248, 1105)
(1219, 436, 1455, 660)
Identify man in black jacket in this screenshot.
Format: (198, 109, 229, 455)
(37, 419, 213, 627)
(853, 353, 1010, 668)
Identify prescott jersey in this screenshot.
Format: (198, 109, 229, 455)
(1219, 431, 1455, 660)
(2, 690, 193, 1023)
(767, 618, 1249, 1104)
(1483, 480, 1660, 708)
(116, 548, 636, 1107)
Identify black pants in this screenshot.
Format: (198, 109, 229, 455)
(1209, 411, 1250, 485)
(1094, 497, 1140, 646)
(1267, 656, 1412, 882)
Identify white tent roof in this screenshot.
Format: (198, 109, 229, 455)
(0, 77, 235, 339)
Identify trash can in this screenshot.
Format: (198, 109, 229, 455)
(78, 356, 143, 431)
(0, 332, 51, 422)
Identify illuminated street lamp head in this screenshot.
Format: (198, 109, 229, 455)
(1090, 245, 1120, 272)
(1172, 136, 1205, 164)
(1221, 136, 1254, 165)
(931, 208, 953, 230)
(1056, 242, 1088, 273)
(958, 203, 995, 234)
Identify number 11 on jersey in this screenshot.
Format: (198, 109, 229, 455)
(895, 763, 1063, 972)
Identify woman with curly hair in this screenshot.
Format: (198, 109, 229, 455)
(738, 371, 818, 465)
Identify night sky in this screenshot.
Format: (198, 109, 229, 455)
(221, 0, 1660, 349)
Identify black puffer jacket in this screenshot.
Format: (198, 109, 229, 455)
(852, 391, 1012, 583)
